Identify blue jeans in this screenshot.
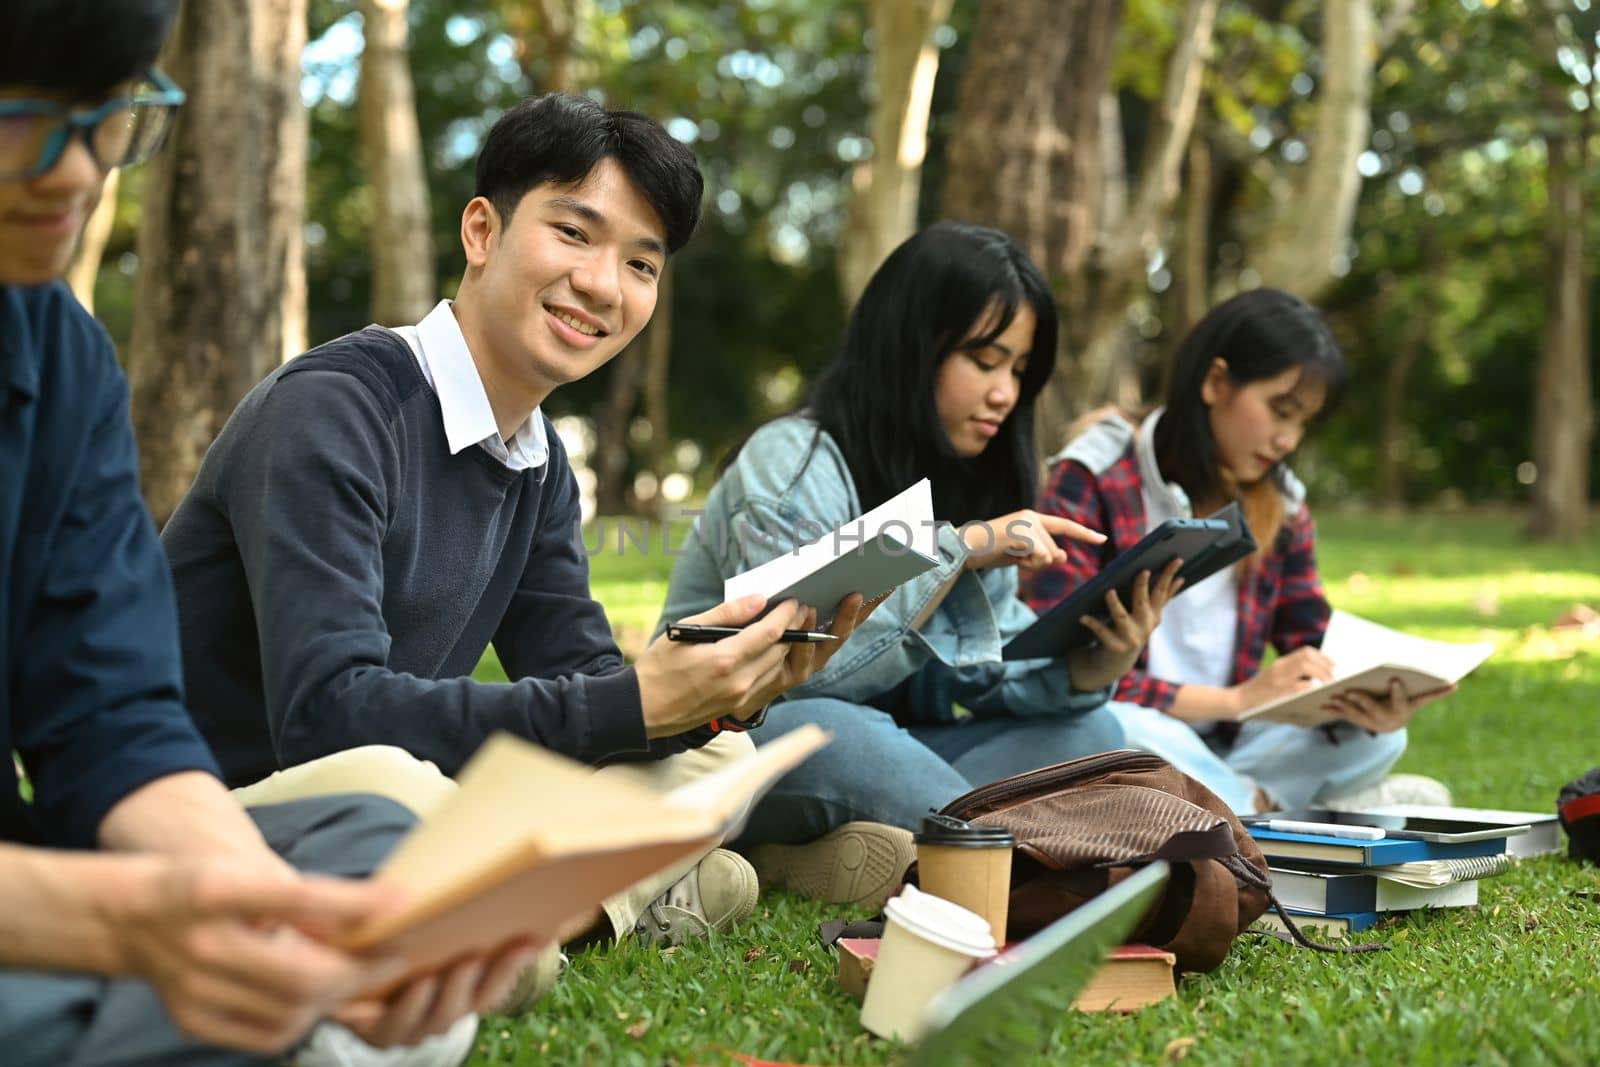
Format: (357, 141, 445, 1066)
(0, 794, 415, 1067)
(735, 697, 1124, 845)
(1107, 700, 1407, 813)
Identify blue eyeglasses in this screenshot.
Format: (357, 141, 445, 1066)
(0, 69, 185, 181)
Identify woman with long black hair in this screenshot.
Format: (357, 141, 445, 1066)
(655, 222, 1179, 905)
(1027, 288, 1452, 815)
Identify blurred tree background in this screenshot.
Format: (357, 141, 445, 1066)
(78, 0, 1597, 539)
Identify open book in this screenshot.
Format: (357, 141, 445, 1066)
(723, 479, 940, 626)
(341, 725, 830, 973)
(1237, 611, 1493, 727)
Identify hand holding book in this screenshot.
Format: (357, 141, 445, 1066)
(1318, 676, 1458, 732)
(1234, 613, 1490, 727)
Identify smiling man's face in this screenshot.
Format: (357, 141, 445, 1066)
(459, 156, 667, 405)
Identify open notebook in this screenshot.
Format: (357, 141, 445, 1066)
(723, 479, 940, 626)
(341, 725, 830, 974)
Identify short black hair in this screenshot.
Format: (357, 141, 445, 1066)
(807, 221, 1058, 523)
(0, 0, 179, 100)
(474, 93, 704, 254)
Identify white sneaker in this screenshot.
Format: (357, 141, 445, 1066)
(633, 848, 759, 945)
(290, 1014, 478, 1067)
(1320, 773, 1453, 811)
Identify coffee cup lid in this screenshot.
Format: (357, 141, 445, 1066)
(915, 813, 1016, 848)
(883, 884, 996, 958)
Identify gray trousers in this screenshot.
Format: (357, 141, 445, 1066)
(0, 793, 415, 1067)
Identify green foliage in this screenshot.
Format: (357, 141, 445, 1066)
(91, 0, 1598, 513)
(468, 510, 1600, 1065)
(1313, 0, 1600, 505)
(295, 0, 880, 479)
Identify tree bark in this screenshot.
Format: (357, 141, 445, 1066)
(66, 170, 118, 313)
(593, 346, 644, 518)
(1075, 0, 1218, 409)
(593, 266, 674, 517)
(1251, 0, 1374, 298)
(1174, 132, 1212, 340)
(126, 0, 308, 527)
(499, 0, 591, 93)
(639, 265, 674, 519)
(838, 0, 955, 305)
(1529, 123, 1593, 540)
(942, 0, 1217, 452)
(358, 0, 435, 326)
(942, 0, 1121, 449)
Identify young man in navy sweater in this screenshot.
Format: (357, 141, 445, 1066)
(0, 2, 535, 1064)
(162, 93, 871, 989)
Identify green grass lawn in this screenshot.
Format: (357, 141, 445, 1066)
(470, 510, 1600, 1066)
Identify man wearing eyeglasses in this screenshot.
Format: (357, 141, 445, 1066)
(0, 4, 539, 1066)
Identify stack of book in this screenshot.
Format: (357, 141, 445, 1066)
(1245, 819, 1519, 938)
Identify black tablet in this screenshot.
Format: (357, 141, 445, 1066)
(1001, 502, 1257, 661)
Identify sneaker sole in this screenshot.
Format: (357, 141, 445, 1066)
(750, 822, 915, 907)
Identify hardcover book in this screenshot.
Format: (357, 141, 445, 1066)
(342, 725, 831, 976)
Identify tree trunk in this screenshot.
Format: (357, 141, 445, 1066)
(593, 350, 643, 518)
(838, 0, 955, 305)
(1174, 132, 1212, 339)
(941, 0, 1121, 450)
(593, 266, 673, 516)
(499, 0, 591, 93)
(1075, 0, 1218, 411)
(640, 266, 674, 520)
(66, 171, 118, 313)
(126, 0, 308, 527)
(942, 0, 1217, 452)
(1251, 0, 1374, 298)
(358, 0, 435, 326)
(1529, 124, 1593, 540)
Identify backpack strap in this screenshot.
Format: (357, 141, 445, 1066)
(1221, 854, 1387, 955)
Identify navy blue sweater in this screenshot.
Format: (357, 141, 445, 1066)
(1, 283, 220, 848)
(163, 327, 682, 787)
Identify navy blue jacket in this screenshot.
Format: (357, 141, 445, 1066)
(163, 327, 700, 788)
(0, 283, 219, 848)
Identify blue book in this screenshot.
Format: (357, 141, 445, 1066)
(1267, 866, 1480, 913)
(1253, 908, 1381, 938)
(1246, 827, 1507, 867)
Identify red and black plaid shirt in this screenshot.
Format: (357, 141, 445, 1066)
(1022, 443, 1331, 711)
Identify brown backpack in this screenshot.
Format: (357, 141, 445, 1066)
(938, 748, 1369, 972)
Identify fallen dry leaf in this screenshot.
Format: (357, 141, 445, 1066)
(1164, 1036, 1199, 1061)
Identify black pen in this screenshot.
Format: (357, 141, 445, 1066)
(666, 623, 838, 644)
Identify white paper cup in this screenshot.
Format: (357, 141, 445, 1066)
(859, 883, 997, 1042)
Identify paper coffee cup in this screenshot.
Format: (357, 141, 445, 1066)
(859, 884, 996, 1042)
(914, 814, 1015, 949)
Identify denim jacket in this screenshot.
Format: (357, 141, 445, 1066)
(655, 416, 1111, 725)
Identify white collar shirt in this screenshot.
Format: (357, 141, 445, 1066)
(387, 299, 548, 472)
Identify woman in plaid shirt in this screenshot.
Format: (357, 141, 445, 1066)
(1026, 289, 1448, 814)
